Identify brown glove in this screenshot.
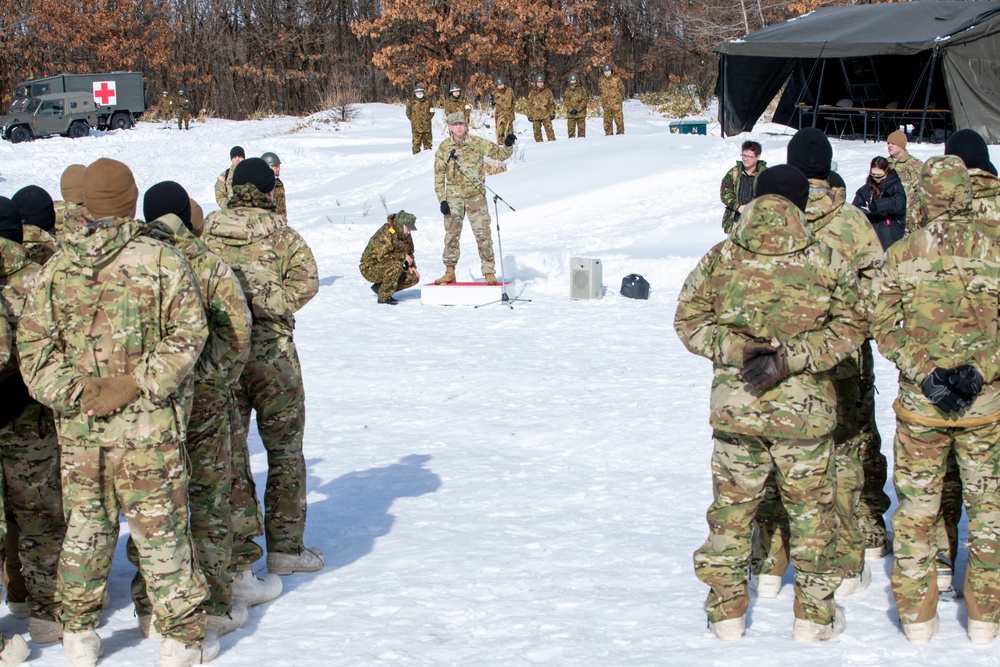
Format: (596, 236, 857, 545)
(740, 338, 789, 391)
(80, 376, 140, 417)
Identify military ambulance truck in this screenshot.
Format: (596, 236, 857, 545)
(2, 71, 148, 142)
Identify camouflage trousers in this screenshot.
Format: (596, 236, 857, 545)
(857, 341, 890, 547)
(933, 451, 963, 567)
(228, 387, 264, 571)
(753, 371, 867, 581)
(59, 442, 207, 643)
(360, 260, 420, 301)
(532, 118, 555, 142)
(441, 195, 496, 275)
(695, 430, 840, 624)
(236, 333, 308, 555)
(567, 117, 586, 138)
(890, 419, 1000, 624)
(0, 402, 64, 622)
(495, 115, 513, 144)
(603, 106, 624, 135)
(411, 131, 432, 155)
(131, 383, 234, 617)
(176, 111, 190, 130)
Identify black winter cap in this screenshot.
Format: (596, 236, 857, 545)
(786, 127, 833, 180)
(230, 145, 245, 159)
(0, 197, 23, 245)
(827, 171, 846, 190)
(755, 164, 810, 213)
(945, 129, 992, 173)
(232, 157, 276, 194)
(143, 181, 192, 231)
(12, 185, 55, 233)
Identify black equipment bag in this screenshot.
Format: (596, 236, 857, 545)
(620, 274, 650, 300)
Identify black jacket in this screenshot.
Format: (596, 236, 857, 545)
(852, 171, 906, 250)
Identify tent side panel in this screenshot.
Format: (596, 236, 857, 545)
(717, 56, 797, 136)
(942, 41, 1000, 144)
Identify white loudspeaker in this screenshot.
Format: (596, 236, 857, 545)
(570, 257, 603, 300)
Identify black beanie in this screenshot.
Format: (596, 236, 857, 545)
(230, 145, 245, 159)
(827, 171, 846, 190)
(0, 197, 23, 245)
(11, 185, 55, 233)
(786, 127, 833, 180)
(755, 164, 810, 213)
(143, 181, 192, 231)
(232, 157, 276, 194)
(945, 129, 992, 172)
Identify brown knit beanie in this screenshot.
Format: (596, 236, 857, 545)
(888, 130, 907, 149)
(83, 158, 139, 219)
(60, 164, 86, 205)
(189, 198, 204, 237)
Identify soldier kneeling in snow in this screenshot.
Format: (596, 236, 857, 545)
(360, 210, 420, 305)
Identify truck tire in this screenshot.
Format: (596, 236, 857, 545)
(68, 121, 90, 139)
(111, 113, 132, 130)
(9, 126, 31, 143)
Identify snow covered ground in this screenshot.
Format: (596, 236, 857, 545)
(0, 101, 993, 665)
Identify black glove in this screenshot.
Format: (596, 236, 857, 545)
(550, 114, 555, 121)
(570, 109, 578, 115)
(440, 201, 450, 216)
(947, 364, 984, 401)
(740, 338, 789, 391)
(504, 133, 516, 147)
(489, 93, 495, 107)
(921, 368, 969, 413)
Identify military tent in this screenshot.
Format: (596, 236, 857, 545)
(714, 1, 1000, 142)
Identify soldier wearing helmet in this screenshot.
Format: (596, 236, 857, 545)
(405, 84, 435, 154)
(175, 88, 191, 130)
(491, 76, 516, 145)
(261, 152, 286, 216)
(444, 83, 471, 125)
(564, 73, 588, 139)
(599, 62, 626, 135)
(526, 74, 556, 142)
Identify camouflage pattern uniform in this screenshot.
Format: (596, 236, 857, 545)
(752, 180, 884, 585)
(176, 92, 191, 130)
(871, 155, 1000, 627)
(359, 214, 419, 301)
(564, 80, 588, 139)
(215, 167, 237, 209)
(675, 194, 865, 626)
(20, 225, 58, 266)
(203, 183, 319, 558)
(493, 86, 515, 145)
(599, 72, 626, 135)
(434, 131, 513, 276)
(53, 202, 87, 236)
(0, 237, 65, 626)
(16, 215, 210, 644)
(526, 84, 556, 142)
(273, 177, 287, 217)
(129, 216, 252, 619)
(444, 93, 471, 125)
(720, 160, 767, 234)
(889, 150, 924, 232)
(0, 299, 8, 368)
(405, 94, 435, 154)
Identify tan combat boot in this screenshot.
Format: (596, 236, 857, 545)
(434, 267, 456, 285)
(484, 274, 497, 286)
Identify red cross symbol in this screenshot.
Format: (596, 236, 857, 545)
(93, 81, 116, 105)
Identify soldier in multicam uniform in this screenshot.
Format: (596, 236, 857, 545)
(16, 158, 219, 667)
(202, 157, 322, 583)
(261, 152, 286, 216)
(176, 89, 191, 130)
(749, 128, 885, 603)
(491, 77, 515, 145)
(872, 154, 1000, 645)
(526, 74, 556, 143)
(405, 85, 435, 155)
(12, 185, 59, 265)
(675, 164, 865, 643)
(887, 129, 923, 232)
(598, 63, 625, 135)
(53, 163, 87, 235)
(432, 112, 515, 286)
(719, 140, 767, 234)
(129, 181, 254, 639)
(359, 210, 419, 305)
(215, 146, 245, 208)
(563, 73, 587, 139)
(444, 83, 471, 125)
(0, 196, 68, 648)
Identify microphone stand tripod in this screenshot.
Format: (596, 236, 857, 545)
(445, 151, 531, 309)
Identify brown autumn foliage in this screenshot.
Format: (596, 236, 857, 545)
(0, 0, 893, 119)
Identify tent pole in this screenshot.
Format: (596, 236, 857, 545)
(917, 48, 938, 144)
(813, 58, 827, 128)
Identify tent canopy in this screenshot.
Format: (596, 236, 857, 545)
(714, 2, 1000, 142)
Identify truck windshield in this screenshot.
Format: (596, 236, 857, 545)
(25, 99, 40, 113)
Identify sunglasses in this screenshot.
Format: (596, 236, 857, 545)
(870, 171, 886, 179)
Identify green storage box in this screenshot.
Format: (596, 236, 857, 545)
(669, 120, 707, 135)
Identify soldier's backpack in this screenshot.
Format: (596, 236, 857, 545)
(620, 274, 650, 300)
